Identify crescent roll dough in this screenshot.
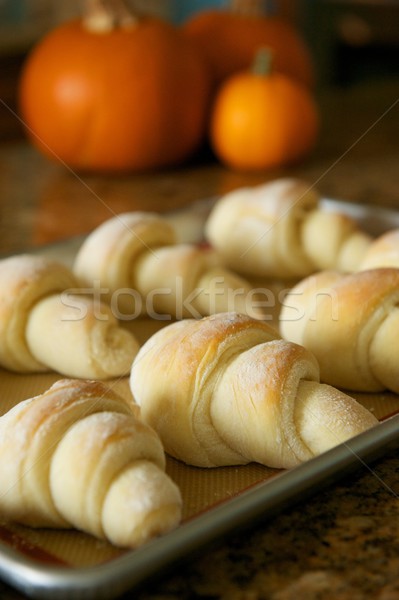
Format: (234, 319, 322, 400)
(358, 228, 399, 271)
(130, 312, 377, 469)
(73, 211, 263, 320)
(0, 379, 182, 548)
(280, 268, 399, 393)
(205, 178, 371, 279)
(0, 254, 139, 378)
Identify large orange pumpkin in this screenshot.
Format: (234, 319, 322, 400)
(182, 6, 314, 89)
(18, 2, 211, 173)
(210, 49, 319, 172)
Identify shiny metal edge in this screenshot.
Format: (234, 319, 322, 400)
(320, 198, 399, 236)
(0, 413, 398, 600)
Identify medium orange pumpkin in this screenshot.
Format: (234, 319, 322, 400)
(210, 49, 319, 172)
(18, 1, 212, 173)
(182, 6, 314, 89)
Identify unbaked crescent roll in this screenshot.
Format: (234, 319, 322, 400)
(280, 268, 399, 393)
(0, 254, 139, 378)
(130, 312, 377, 469)
(73, 211, 263, 320)
(358, 228, 399, 271)
(74, 211, 176, 315)
(205, 178, 371, 279)
(0, 379, 182, 548)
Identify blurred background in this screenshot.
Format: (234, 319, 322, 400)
(1, 0, 399, 140)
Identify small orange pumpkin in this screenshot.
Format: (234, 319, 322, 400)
(18, 0, 212, 173)
(210, 48, 319, 172)
(182, 4, 315, 89)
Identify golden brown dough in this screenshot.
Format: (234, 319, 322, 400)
(73, 211, 263, 320)
(0, 254, 139, 378)
(205, 178, 372, 279)
(280, 268, 399, 392)
(0, 379, 182, 548)
(130, 313, 377, 469)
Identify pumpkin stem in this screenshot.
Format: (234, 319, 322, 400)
(229, 0, 267, 17)
(83, 0, 139, 32)
(252, 47, 273, 76)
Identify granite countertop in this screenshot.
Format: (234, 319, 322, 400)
(0, 77, 398, 599)
(133, 449, 399, 600)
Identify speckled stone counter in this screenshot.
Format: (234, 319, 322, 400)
(0, 77, 398, 599)
(131, 449, 399, 600)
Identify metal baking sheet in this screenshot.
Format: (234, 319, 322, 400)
(0, 412, 398, 600)
(1, 196, 399, 599)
